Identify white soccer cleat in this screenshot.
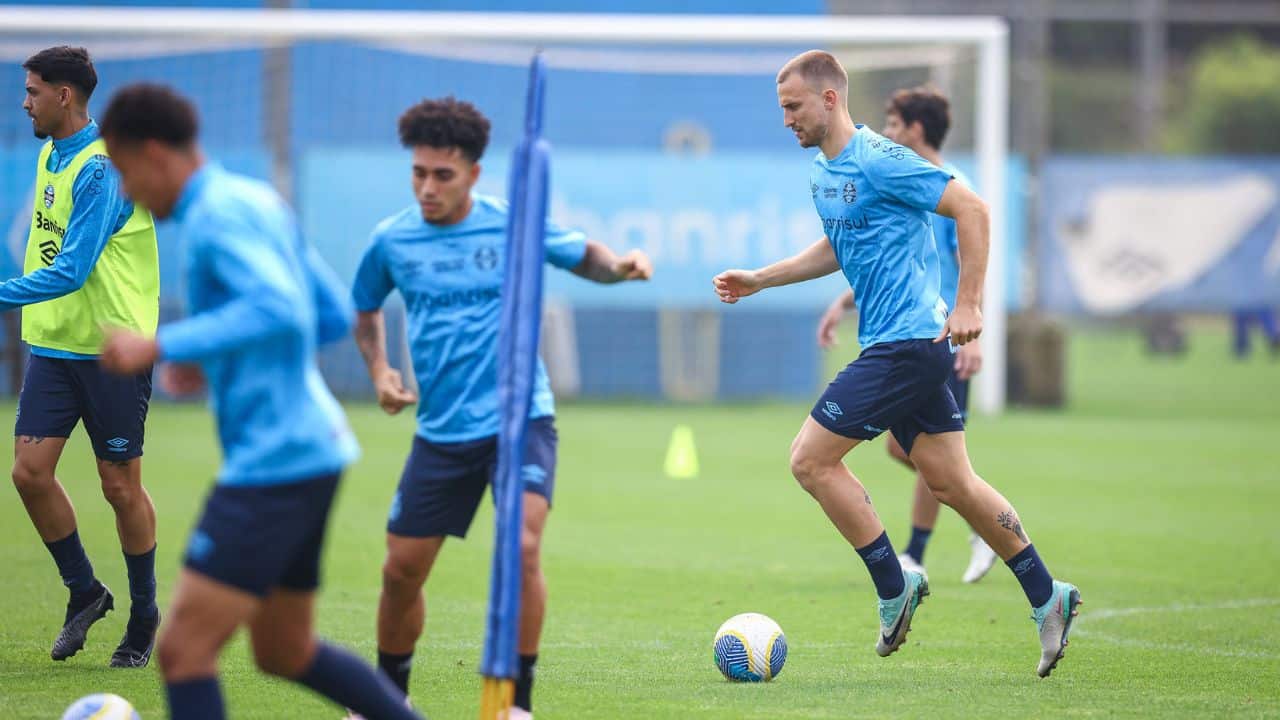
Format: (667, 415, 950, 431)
(896, 552, 927, 580)
(503, 708, 533, 720)
(1033, 580, 1082, 677)
(961, 533, 998, 583)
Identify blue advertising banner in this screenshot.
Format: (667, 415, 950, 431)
(1041, 157, 1280, 314)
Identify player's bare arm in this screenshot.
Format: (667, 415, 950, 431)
(714, 237, 840, 304)
(571, 240, 652, 283)
(817, 289, 855, 349)
(933, 180, 989, 345)
(354, 309, 416, 415)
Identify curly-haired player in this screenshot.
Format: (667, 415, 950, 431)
(349, 97, 652, 719)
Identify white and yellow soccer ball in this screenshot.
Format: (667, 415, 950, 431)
(712, 612, 787, 682)
(61, 694, 141, 720)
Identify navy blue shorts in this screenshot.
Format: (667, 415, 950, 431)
(812, 339, 965, 455)
(388, 416, 558, 539)
(183, 473, 341, 597)
(947, 370, 970, 420)
(14, 354, 152, 461)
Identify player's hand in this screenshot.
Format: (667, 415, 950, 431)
(374, 367, 418, 415)
(612, 249, 653, 281)
(954, 337, 983, 380)
(817, 297, 847, 349)
(160, 363, 206, 396)
(936, 303, 982, 346)
(712, 269, 764, 304)
(99, 329, 159, 375)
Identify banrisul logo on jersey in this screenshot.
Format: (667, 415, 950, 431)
(43, 183, 55, 208)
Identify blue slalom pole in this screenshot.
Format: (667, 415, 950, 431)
(480, 53, 548, 711)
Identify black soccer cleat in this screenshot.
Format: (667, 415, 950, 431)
(51, 582, 114, 661)
(110, 611, 160, 668)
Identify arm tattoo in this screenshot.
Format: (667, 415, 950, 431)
(997, 509, 1029, 543)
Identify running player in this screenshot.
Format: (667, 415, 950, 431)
(98, 83, 423, 720)
(816, 85, 997, 584)
(351, 97, 651, 718)
(713, 51, 1080, 677)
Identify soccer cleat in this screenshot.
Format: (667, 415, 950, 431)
(896, 552, 927, 580)
(110, 611, 160, 668)
(506, 708, 532, 720)
(52, 582, 114, 661)
(1032, 580, 1082, 677)
(961, 533, 998, 584)
(875, 570, 929, 657)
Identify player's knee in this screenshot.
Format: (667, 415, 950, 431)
(252, 635, 311, 679)
(520, 529, 542, 575)
(10, 461, 51, 497)
(156, 625, 207, 680)
(919, 467, 971, 507)
(100, 476, 138, 510)
(382, 550, 429, 591)
(788, 449, 827, 495)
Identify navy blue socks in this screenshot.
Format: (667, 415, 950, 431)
(1006, 544, 1054, 607)
(297, 642, 417, 719)
(904, 525, 932, 565)
(856, 531, 906, 600)
(124, 545, 159, 622)
(166, 677, 225, 720)
(45, 529, 95, 597)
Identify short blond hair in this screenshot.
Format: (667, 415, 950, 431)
(777, 50, 848, 95)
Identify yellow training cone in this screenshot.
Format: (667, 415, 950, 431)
(664, 424, 700, 479)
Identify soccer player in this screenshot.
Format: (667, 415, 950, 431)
(815, 86, 998, 584)
(351, 97, 652, 718)
(97, 84, 422, 720)
(713, 51, 1080, 676)
(7, 46, 160, 667)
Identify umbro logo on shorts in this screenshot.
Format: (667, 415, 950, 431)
(106, 437, 129, 452)
(824, 401, 843, 417)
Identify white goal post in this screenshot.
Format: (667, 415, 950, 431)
(0, 6, 1009, 413)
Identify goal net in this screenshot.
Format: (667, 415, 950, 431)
(0, 7, 1009, 412)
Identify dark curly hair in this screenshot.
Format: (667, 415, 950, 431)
(100, 83, 199, 147)
(398, 97, 490, 162)
(886, 86, 950, 151)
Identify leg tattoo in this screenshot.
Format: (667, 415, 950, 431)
(997, 509, 1029, 543)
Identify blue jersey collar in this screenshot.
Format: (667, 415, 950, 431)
(173, 162, 220, 222)
(51, 119, 99, 159)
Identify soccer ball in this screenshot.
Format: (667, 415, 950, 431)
(712, 612, 787, 682)
(61, 694, 140, 720)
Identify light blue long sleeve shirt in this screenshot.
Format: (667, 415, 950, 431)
(158, 163, 359, 486)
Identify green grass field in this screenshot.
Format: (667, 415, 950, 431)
(2, 325, 1278, 719)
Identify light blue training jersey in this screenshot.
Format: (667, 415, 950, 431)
(810, 125, 955, 348)
(159, 163, 360, 486)
(351, 194, 587, 443)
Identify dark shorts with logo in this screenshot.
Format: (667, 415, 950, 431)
(14, 354, 152, 461)
(387, 416, 558, 539)
(811, 339, 965, 455)
(184, 473, 341, 597)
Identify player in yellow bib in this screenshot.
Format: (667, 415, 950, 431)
(6, 47, 160, 668)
